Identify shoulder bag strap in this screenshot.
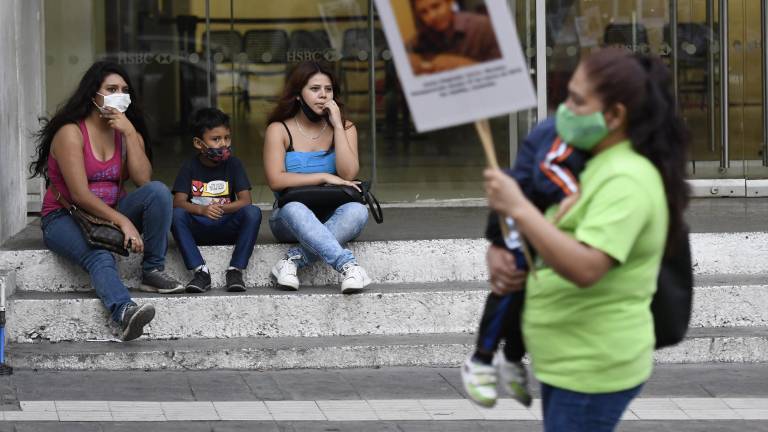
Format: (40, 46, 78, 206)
(49, 184, 73, 210)
(118, 133, 126, 197)
(363, 188, 383, 224)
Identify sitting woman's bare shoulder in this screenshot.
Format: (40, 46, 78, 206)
(266, 121, 290, 137)
(54, 123, 83, 141)
(264, 122, 290, 152)
(49, 124, 85, 161)
(52, 123, 84, 150)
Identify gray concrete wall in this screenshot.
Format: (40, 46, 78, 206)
(21, 1, 45, 212)
(0, 0, 43, 244)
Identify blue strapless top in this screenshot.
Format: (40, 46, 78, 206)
(284, 150, 336, 174)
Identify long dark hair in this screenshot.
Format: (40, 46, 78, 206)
(266, 61, 350, 130)
(30, 61, 151, 180)
(582, 48, 690, 249)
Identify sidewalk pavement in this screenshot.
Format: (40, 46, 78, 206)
(0, 364, 764, 430)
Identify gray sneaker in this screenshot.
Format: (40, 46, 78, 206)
(120, 303, 155, 341)
(495, 353, 532, 407)
(141, 269, 184, 294)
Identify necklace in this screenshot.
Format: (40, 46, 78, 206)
(295, 116, 327, 140)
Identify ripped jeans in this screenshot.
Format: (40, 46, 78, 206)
(269, 201, 368, 272)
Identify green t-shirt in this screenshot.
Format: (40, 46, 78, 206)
(522, 140, 668, 394)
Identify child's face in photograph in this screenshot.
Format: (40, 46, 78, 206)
(414, 0, 454, 33)
(195, 126, 231, 150)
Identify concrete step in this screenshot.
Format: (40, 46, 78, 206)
(0, 239, 488, 293)
(1, 232, 767, 293)
(8, 283, 768, 343)
(7, 327, 768, 371)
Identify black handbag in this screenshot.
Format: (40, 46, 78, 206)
(652, 227, 694, 349)
(277, 181, 383, 224)
(48, 135, 130, 256)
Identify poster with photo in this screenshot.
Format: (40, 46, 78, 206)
(374, 0, 536, 132)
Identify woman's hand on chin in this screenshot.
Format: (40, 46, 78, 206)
(323, 100, 343, 128)
(102, 107, 136, 136)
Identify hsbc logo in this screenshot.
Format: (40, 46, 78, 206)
(155, 53, 173, 64)
(116, 52, 179, 65)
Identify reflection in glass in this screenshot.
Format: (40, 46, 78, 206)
(42, 0, 519, 203)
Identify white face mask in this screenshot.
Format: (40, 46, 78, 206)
(94, 92, 131, 113)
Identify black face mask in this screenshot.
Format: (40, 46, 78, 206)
(299, 96, 325, 123)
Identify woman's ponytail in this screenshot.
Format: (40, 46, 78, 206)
(631, 54, 690, 252)
(583, 48, 690, 252)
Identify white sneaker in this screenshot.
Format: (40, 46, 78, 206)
(495, 353, 532, 407)
(461, 355, 498, 408)
(340, 262, 371, 293)
(271, 255, 300, 290)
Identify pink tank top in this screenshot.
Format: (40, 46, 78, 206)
(41, 121, 124, 216)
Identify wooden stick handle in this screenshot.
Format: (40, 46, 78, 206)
(475, 119, 499, 169)
(475, 119, 537, 277)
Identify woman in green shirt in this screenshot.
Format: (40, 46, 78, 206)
(484, 48, 690, 431)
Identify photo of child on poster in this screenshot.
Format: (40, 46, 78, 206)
(402, 0, 502, 76)
(374, 0, 536, 132)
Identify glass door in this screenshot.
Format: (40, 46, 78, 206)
(543, 1, 768, 184)
(676, 0, 767, 180)
(543, 1, 673, 117)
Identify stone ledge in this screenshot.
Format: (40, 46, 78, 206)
(7, 284, 768, 342)
(0, 239, 488, 293)
(2, 232, 768, 293)
(6, 329, 768, 371)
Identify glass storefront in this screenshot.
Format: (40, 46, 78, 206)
(43, 0, 768, 203)
(543, 0, 768, 180)
(43, 0, 529, 204)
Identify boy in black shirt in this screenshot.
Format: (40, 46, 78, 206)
(171, 108, 261, 293)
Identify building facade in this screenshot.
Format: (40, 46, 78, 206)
(1, 0, 767, 244)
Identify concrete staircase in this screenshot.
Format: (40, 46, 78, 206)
(1, 207, 767, 370)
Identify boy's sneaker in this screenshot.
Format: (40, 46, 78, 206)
(119, 303, 155, 341)
(141, 269, 184, 294)
(225, 269, 246, 292)
(186, 270, 212, 293)
(271, 255, 300, 290)
(461, 355, 498, 408)
(340, 262, 371, 294)
(495, 353, 532, 407)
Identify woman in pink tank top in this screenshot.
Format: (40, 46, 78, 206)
(30, 61, 183, 341)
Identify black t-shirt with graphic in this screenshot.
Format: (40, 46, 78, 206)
(172, 156, 251, 206)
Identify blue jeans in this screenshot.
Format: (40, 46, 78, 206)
(541, 382, 643, 432)
(41, 181, 173, 322)
(171, 205, 262, 270)
(269, 201, 368, 271)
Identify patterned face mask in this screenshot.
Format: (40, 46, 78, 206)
(195, 138, 232, 163)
